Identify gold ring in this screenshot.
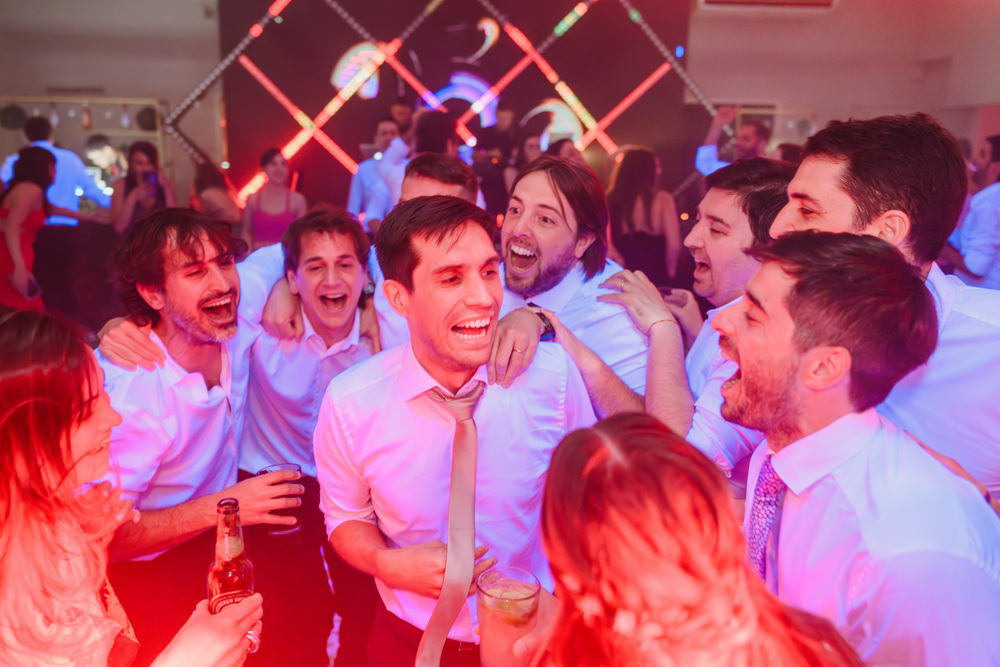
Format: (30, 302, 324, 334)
(513, 347, 524, 353)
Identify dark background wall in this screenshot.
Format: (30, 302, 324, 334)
(218, 0, 699, 208)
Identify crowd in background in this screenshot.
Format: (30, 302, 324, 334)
(2, 96, 1000, 667)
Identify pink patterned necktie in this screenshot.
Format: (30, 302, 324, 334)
(415, 381, 485, 667)
(748, 455, 786, 582)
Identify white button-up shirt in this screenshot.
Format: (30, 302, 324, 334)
(240, 309, 372, 477)
(2, 140, 111, 225)
(371, 258, 649, 394)
(951, 181, 1000, 290)
(101, 330, 241, 513)
(100, 250, 282, 559)
(745, 410, 1000, 666)
(346, 157, 393, 232)
(315, 342, 596, 642)
(501, 260, 649, 394)
(878, 264, 1000, 495)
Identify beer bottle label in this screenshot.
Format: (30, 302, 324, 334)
(209, 590, 252, 614)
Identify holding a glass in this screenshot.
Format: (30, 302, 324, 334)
(477, 566, 542, 667)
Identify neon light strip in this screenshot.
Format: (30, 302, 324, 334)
(236, 46, 388, 202)
(267, 0, 293, 15)
(459, 1, 598, 129)
(238, 55, 358, 175)
(553, 2, 590, 37)
(577, 61, 672, 150)
(501, 24, 617, 153)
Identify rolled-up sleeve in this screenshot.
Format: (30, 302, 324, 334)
(314, 384, 377, 539)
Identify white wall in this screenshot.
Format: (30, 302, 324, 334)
(687, 0, 1000, 145)
(0, 0, 224, 201)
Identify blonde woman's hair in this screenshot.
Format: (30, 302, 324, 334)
(539, 413, 861, 667)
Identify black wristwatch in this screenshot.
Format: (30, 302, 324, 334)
(526, 302, 556, 341)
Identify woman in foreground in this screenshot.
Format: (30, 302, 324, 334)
(538, 413, 861, 666)
(0, 309, 261, 666)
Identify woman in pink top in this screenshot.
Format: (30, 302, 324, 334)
(243, 148, 307, 248)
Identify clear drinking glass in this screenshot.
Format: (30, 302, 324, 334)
(476, 566, 540, 667)
(255, 463, 302, 536)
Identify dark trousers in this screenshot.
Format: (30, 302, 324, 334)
(238, 470, 335, 666)
(367, 601, 480, 667)
(33, 224, 79, 320)
(109, 530, 215, 667)
(71, 220, 122, 333)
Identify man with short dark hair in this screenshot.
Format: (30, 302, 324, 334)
(716, 230, 1000, 664)
(695, 106, 771, 176)
(1, 116, 110, 224)
(769, 112, 1000, 495)
(315, 195, 595, 665)
(379, 110, 462, 206)
(347, 117, 400, 231)
(240, 209, 375, 666)
(401, 153, 479, 203)
(99, 208, 301, 663)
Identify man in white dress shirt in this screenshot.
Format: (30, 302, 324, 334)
(673, 159, 795, 478)
(769, 113, 1000, 496)
(694, 106, 770, 177)
(715, 231, 1000, 665)
(346, 117, 399, 232)
(315, 195, 596, 666)
(100, 209, 303, 662)
(241, 209, 376, 666)
(492, 156, 649, 397)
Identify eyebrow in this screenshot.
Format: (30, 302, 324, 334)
(178, 250, 232, 270)
(705, 213, 730, 227)
(510, 195, 563, 218)
(303, 253, 357, 264)
(430, 253, 500, 276)
(745, 288, 767, 315)
(788, 190, 822, 207)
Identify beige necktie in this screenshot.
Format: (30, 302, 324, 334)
(415, 380, 486, 667)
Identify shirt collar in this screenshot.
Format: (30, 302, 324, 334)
(301, 305, 361, 356)
(31, 140, 54, 150)
(707, 294, 742, 320)
(770, 409, 881, 495)
(399, 343, 489, 402)
(924, 262, 957, 335)
(148, 330, 231, 396)
(504, 261, 587, 313)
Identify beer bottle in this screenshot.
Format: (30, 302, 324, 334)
(208, 497, 255, 614)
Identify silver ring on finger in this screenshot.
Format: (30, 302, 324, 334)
(246, 629, 262, 654)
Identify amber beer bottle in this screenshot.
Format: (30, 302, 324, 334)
(208, 498, 254, 613)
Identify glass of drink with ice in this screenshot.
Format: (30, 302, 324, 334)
(476, 566, 540, 667)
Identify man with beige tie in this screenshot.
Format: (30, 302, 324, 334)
(314, 195, 596, 666)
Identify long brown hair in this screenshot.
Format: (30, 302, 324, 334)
(0, 309, 123, 660)
(540, 413, 861, 666)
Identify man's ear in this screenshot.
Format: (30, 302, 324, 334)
(135, 283, 165, 312)
(801, 345, 852, 394)
(574, 232, 596, 259)
(286, 270, 300, 296)
(867, 210, 912, 252)
(382, 279, 410, 317)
